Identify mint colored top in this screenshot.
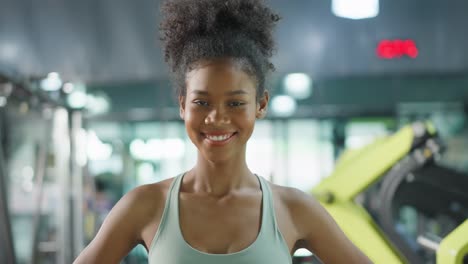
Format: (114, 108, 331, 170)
(148, 173, 292, 264)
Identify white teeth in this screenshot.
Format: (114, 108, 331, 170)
(206, 134, 232, 141)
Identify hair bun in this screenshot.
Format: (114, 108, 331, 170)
(160, 0, 280, 71)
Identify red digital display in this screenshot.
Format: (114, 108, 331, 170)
(377, 39, 418, 59)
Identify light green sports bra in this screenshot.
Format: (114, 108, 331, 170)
(148, 173, 292, 264)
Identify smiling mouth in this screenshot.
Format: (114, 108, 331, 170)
(202, 132, 237, 143)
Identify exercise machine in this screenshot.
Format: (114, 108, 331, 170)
(313, 122, 468, 264)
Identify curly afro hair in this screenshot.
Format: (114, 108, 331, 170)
(160, 0, 280, 100)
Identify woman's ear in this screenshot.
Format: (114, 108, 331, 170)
(256, 91, 269, 119)
(179, 96, 186, 120)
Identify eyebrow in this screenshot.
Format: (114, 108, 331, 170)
(190, 89, 248, 96)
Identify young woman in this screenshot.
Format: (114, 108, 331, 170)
(74, 0, 372, 263)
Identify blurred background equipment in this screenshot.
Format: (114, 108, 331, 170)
(0, 74, 85, 264)
(313, 122, 468, 264)
(1, 0, 468, 263)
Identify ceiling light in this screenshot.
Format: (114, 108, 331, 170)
(40, 72, 63, 91)
(67, 90, 87, 108)
(62, 82, 74, 94)
(271, 95, 297, 117)
(86, 93, 111, 115)
(66, 83, 87, 109)
(332, 0, 379, 20)
(284, 73, 312, 99)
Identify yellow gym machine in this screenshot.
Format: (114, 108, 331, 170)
(313, 122, 468, 264)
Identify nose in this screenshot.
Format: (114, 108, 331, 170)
(204, 106, 230, 125)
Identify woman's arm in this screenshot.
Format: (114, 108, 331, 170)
(288, 189, 373, 264)
(73, 186, 156, 264)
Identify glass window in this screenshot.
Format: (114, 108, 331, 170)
(345, 121, 390, 149)
(287, 120, 334, 191)
(247, 120, 275, 180)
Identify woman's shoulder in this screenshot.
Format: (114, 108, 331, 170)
(121, 177, 176, 215)
(266, 181, 324, 222)
(112, 177, 178, 245)
(267, 181, 314, 206)
(129, 177, 175, 198)
(101, 176, 177, 230)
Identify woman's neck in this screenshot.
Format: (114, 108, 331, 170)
(184, 155, 257, 197)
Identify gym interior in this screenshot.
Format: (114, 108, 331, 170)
(1, 0, 467, 263)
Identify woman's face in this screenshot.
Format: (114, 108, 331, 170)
(180, 58, 268, 163)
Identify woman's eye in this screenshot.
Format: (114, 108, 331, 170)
(229, 101, 244, 107)
(194, 100, 209, 106)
